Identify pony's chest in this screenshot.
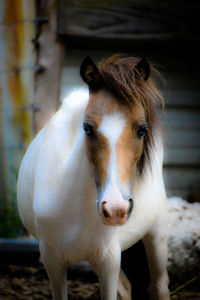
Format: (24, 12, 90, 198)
(59, 221, 113, 265)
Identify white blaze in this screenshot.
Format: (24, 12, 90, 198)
(99, 111, 127, 145)
(98, 111, 128, 199)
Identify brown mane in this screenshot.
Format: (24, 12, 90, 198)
(97, 54, 164, 175)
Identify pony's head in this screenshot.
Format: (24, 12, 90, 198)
(80, 55, 163, 226)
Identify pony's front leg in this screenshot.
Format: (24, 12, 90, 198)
(142, 214, 170, 300)
(39, 241, 68, 300)
(92, 243, 121, 300)
(117, 268, 132, 300)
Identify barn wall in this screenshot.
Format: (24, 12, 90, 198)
(0, 0, 35, 235)
(163, 73, 200, 199)
(60, 50, 200, 200)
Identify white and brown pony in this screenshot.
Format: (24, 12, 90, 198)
(17, 55, 169, 300)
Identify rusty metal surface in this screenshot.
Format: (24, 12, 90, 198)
(0, 0, 35, 216)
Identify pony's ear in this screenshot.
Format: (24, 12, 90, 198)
(80, 56, 101, 88)
(135, 57, 150, 81)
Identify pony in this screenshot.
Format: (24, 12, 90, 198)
(17, 55, 169, 300)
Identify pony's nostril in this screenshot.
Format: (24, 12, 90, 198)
(128, 198, 134, 215)
(101, 201, 111, 218)
(103, 207, 110, 218)
(128, 198, 133, 204)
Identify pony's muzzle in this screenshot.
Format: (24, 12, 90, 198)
(100, 198, 133, 226)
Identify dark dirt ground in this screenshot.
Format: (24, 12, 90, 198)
(0, 264, 200, 300)
(0, 264, 99, 300)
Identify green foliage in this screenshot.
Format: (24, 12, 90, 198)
(0, 179, 25, 238)
(0, 211, 24, 238)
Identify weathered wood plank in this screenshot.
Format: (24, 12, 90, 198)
(163, 110, 200, 130)
(58, 0, 200, 43)
(164, 148, 200, 166)
(164, 89, 200, 109)
(163, 167, 200, 198)
(34, 0, 64, 133)
(164, 130, 200, 148)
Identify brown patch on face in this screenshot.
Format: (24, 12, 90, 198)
(84, 90, 118, 188)
(116, 104, 146, 184)
(85, 90, 119, 122)
(84, 130, 111, 188)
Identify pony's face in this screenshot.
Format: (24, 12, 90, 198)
(84, 90, 147, 225)
(80, 55, 161, 226)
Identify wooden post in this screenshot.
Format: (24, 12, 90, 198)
(0, 0, 35, 235)
(33, 0, 64, 133)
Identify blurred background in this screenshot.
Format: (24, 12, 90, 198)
(0, 0, 200, 238)
(0, 1, 200, 298)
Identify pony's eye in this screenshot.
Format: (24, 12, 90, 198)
(137, 124, 147, 138)
(83, 123, 94, 136)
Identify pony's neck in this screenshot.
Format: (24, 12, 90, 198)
(64, 131, 97, 203)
